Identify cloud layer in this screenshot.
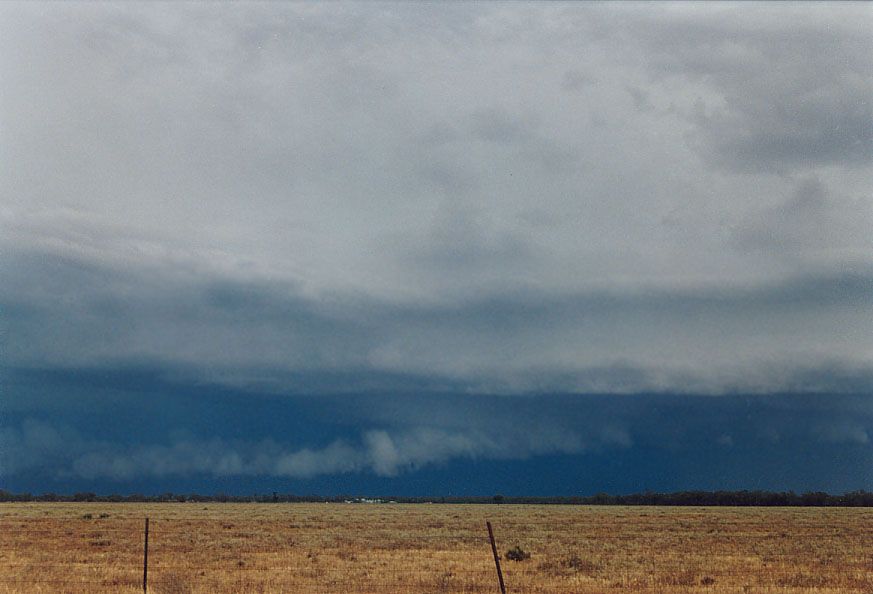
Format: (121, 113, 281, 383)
(2, 414, 589, 481)
(1, 3, 871, 396)
(4, 388, 871, 491)
(3, 249, 871, 395)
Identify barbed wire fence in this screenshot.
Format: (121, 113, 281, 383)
(1, 513, 871, 593)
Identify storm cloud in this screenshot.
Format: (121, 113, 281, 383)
(1, 3, 871, 490)
(4, 384, 871, 492)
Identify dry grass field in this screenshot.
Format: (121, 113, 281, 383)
(1, 503, 870, 594)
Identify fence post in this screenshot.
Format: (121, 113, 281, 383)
(143, 517, 149, 594)
(486, 520, 507, 594)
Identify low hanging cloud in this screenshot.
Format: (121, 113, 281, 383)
(3, 420, 586, 481)
(4, 390, 872, 486)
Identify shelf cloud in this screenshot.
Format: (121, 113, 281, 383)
(1, 3, 871, 492)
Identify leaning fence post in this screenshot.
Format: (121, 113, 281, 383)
(143, 517, 149, 593)
(486, 520, 507, 594)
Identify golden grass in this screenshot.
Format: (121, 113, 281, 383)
(1, 503, 871, 593)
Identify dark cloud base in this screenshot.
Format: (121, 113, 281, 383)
(3, 248, 872, 396)
(1, 3, 871, 499)
(3, 367, 870, 496)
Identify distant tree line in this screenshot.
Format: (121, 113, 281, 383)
(1, 490, 872, 506)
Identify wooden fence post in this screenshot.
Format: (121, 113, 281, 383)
(142, 517, 149, 594)
(486, 520, 507, 594)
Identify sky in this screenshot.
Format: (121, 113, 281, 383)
(1, 2, 871, 496)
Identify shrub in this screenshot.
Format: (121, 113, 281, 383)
(505, 546, 531, 561)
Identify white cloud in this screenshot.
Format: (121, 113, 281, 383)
(63, 426, 584, 481)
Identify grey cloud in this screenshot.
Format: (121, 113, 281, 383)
(465, 106, 579, 172)
(1, 3, 871, 398)
(417, 158, 481, 196)
(6, 391, 872, 484)
(731, 177, 873, 257)
(716, 434, 734, 448)
(618, 6, 873, 172)
(469, 107, 536, 145)
(625, 86, 654, 113)
(3, 4, 869, 296)
(2, 247, 872, 395)
(0, 419, 74, 476)
(561, 70, 593, 92)
(403, 203, 534, 278)
(694, 96, 873, 174)
(6, 420, 585, 481)
(272, 441, 362, 478)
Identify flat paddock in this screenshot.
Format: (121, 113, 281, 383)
(1, 503, 870, 593)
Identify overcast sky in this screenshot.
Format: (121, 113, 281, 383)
(1, 2, 871, 493)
